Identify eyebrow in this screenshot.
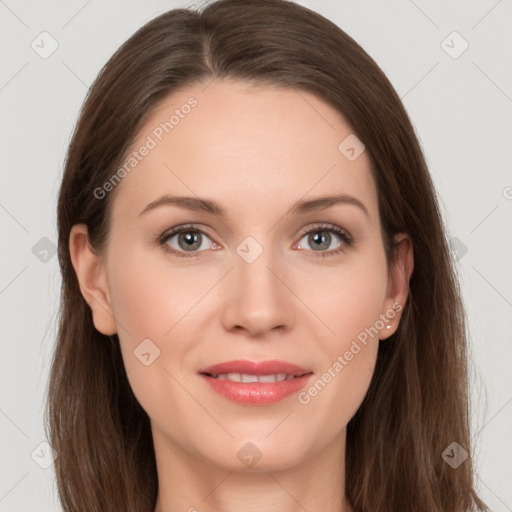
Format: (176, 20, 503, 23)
(139, 193, 369, 218)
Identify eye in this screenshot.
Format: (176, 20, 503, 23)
(295, 224, 353, 258)
(157, 224, 219, 258)
(156, 222, 353, 259)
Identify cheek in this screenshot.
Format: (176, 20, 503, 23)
(106, 253, 187, 428)
(297, 247, 388, 348)
(105, 245, 217, 415)
(294, 247, 387, 415)
(106, 245, 206, 344)
(296, 275, 384, 436)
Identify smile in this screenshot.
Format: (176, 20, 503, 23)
(198, 360, 314, 406)
(206, 373, 300, 382)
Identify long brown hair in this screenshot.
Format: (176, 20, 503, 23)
(45, 0, 489, 510)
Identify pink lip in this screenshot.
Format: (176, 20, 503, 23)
(198, 359, 313, 406)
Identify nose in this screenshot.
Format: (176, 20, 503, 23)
(220, 244, 296, 338)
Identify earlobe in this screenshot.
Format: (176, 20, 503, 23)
(379, 233, 414, 340)
(69, 224, 117, 335)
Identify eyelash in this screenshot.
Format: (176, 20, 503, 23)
(155, 223, 354, 259)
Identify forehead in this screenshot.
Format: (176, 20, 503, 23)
(110, 79, 378, 223)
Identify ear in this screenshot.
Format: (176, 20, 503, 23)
(378, 233, 414, 340)
(69, 224, 117, 335)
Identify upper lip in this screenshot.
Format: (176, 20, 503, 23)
(199, 360, 312, 377)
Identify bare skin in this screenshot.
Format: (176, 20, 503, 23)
(70, 79, 413, 512)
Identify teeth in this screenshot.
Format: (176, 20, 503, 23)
(259, 374, 282, 383)
(241, 373, 258, 383)
(212, 373, 296, 383)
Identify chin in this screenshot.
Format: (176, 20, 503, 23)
(198, 435, 311, 473)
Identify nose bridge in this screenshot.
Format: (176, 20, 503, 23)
(222, 235, 294, 335)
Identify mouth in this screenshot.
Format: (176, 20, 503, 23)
(198, 360, 314, 406)
(201, 372, 310, 382)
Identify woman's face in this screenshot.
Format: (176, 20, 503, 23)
(71, 79, 412, 473)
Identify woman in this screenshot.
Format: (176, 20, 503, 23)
(45, 0, 489, 510)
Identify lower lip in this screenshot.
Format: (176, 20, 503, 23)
(200, 373, 313, 406)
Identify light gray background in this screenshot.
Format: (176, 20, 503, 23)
(1, 0, 511, 510)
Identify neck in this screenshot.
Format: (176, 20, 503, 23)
(152, 426, 352, 512)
